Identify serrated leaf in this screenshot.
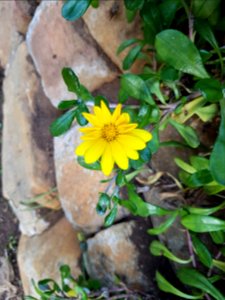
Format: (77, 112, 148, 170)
(181, 214, 225, 232)
(61, 0, 91, 21)
(177, 268, 224, 300)
(121, 74, 155, 105)
(49, 110, 77, 136)
(155, 29, 209, 78)
(156, 272, 203, 299)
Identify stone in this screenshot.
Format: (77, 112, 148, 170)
(86, 220, 166, 295)
(83, 0, 143, 71)
(151, 124, 193, 177)
(0, 256, 20, 300)
(26, 1, 118, 107)
(18, 217, 81, 297)
(54, 124, 128, 234)
(0, 0, 33, 69)
(2, 41, 61, 236)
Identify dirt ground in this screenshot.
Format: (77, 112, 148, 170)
(0, 69, 23, 299)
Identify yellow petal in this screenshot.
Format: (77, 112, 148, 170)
(79, 127, 100, 133)
(81, 132, 101, 140)
(111, 104, 122, 122)
(111, 140, 129, 170)
(75, 140, 95, 156)
(118, 134, 146, 150)
(132, 129, 152, 142)
(123, 146, 139, 160)
(100, 101, 112, 123)
(84, 139, 107, 163)
(83, 112, 103, 126)
(115, 112, 130, 125)
(101, 144, 114, 176)
(118, 123, 137, 134)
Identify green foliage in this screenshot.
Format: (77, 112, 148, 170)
(52, 1, 225, 299)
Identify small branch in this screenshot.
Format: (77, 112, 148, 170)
(180, 0, 194, 41)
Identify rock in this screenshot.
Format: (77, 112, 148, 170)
(26, 1, 118, 107)
(0, 0, 33, 69)
(18, 217, 81, 297)
(2, 41, 61, 236)
(54, 124, 128, 234)
(83, 0, 143, 71)
(151, 124, 193, 177)
(0, 256, 20, 300)
(86, 220, 165, 294)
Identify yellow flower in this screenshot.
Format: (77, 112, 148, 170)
(75, 101, 152, 176)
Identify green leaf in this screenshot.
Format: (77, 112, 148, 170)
(76, 103, 89, 126)
(150, 240, 191, 264)
(181, 214, 225, 232)
(77, 156, 101, 171)
(137, 103, 152, 128)
(123, 44, 143, 70)
(210, 231, 225, 245)
(195, 104, 218, 122)
(177, 268, 225, 300)
(117, 38, 139, 55)
(159, 0, 181, 27)
(148, 212, 178, 235)
(124, 0, 144, 11)
(121, 74, 155, 105)
(62, 67, 80, 94)
(96, 193, 110, 216)
(104, 204, 118, 227)
(58, 100, 78, 110)
(192, 0, 221, 19)
(148, 128, 159, 154)
(190, 155, 209, 171)
(195, 79, 223, 102)
(191, 235, 212, 268)
(175, 158, 196, 174)
(91, 0, 99, 8)
(186, 169, 213, 187)
(78, 85, 94, 102)
(50, 109, 77, 136)
(210, 99, 225, 185)
(169, 119, 200, 148)
(61, 0, 91, 21)
(155, 29, 209, 78)
(156, 272, 203, 299)
(213, 259, 225, 272)
(187, 201, 225, 216)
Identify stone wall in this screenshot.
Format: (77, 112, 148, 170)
(0, 1, 179, 298)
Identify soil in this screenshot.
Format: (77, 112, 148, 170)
(0, 69, 23, 299)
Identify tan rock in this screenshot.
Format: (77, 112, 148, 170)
(83, 0, 143, 71)
(26, 1, 118, 107)
(0, 0, 32, 69)
(54, 124, 128, 234)
(18, 217, 81, 297)
(2, 41, 61, 236)
(86, 220, 162, 294)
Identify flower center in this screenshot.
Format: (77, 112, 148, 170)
(101, 123, 118, 142)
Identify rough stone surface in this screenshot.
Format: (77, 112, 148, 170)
(27, 1, 118, 107)
(2, 41, 61, 236)
(0, 256, 20, 300)
(54, 124, 128, 234)
(83, 0, 143, 71)
(86, 220, 165, 294)
(18, 217, 81, 297)
(0, 0, 32, 69)
(151, 124, 193, 177)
